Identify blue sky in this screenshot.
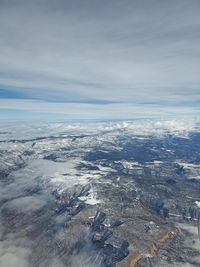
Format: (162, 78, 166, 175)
(0, 0, 199, 120)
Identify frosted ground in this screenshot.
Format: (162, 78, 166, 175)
(0, 118, 200, 267)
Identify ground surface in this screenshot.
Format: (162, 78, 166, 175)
(0, 118, 200, 267)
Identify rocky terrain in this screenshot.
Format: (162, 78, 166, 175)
(0, 118, 200, 267)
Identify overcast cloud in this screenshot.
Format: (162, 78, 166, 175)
(0, 0, 199, 119)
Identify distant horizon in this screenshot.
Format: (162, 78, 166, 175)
(0, 114, 199, 124)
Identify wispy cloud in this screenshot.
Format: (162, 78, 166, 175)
(0, 99, 199, 120)
(0, 0, 199, 118)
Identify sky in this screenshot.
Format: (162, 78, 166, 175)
(0, 0, 199, 120)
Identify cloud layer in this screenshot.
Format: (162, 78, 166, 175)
(0, 0, 200, 118)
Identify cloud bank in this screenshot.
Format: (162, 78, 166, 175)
(0, 0, 199, 119)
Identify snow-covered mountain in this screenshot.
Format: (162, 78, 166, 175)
(0, 118, 200, 267)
